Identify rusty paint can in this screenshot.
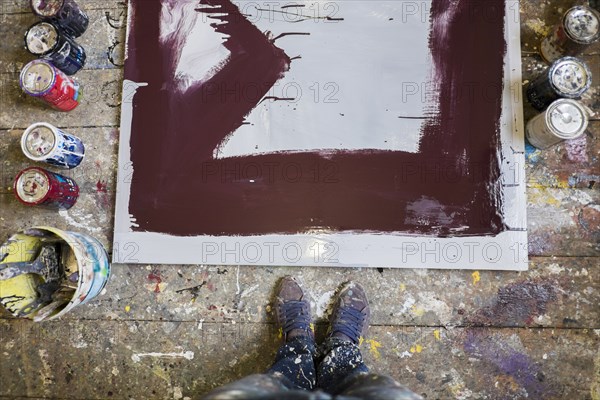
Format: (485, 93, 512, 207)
(21, 122, 85, 169)
(541, 6, 600, 63)
(14, 166, 79, 209)
(526, 57, 592, 111)
(25, 21, 86, 75)
(526, 99, 589, 149)
(20, 59, 81, 111)
(30, 0, 89, 38)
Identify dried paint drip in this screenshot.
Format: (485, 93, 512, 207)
(124, 0, 507, 237)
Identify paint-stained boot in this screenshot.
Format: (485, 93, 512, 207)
(274, 276, 313, 342)
(328, 281, 370, 344)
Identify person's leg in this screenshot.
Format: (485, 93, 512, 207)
(201, 276, 317, 399)
(316, 281, 370, 392)
(316, 282, 423, 400)
(267, 276, 317, 390)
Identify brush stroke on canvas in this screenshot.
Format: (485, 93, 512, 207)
(123, 0, 505, 236)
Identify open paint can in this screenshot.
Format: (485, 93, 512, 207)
(0, 227, 110, 321)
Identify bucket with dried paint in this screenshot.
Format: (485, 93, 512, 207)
(0, 226, 110, 321)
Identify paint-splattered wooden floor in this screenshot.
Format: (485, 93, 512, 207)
(0, 1, 598, 399)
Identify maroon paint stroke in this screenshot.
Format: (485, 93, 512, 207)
(124, 0, 507, 237)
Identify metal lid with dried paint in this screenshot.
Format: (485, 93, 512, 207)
(546, 99, 589, 139)
(31, 0, 63, 17)
(21, 123, 57, 160)
(550, 57, 592, 98)
(25, 22, 59, 56)
(19, 60, 56, 96)
(564, 6, 600, 43)
(15, 168, 50, 204)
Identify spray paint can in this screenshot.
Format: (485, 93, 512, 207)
(21, 122, 85, 169)
(526, 99, 589, 149)
(20, 59, 81, 111)
(526, 57, 592, 111)
(30, 0, 89, 38)
(25, 21, 86, 75)
(541, 6, 600, 63)
(14, 167, 79, 209)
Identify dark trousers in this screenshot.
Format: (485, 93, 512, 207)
(202, 336, 422, 400)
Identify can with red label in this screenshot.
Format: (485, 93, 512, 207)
(20, 59, 81, 111)
(21, 122, 85, 169)
(25, 21, 86, 75)
(14, 167, 79, 209)
(30, 0, 89, 38)
(541, 6, 600, 63)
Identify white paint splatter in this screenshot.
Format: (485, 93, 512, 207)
(313, 290, 335, 318)
(59, 210, 101, 233)
(173, 386, 183, 400)
(398, 296, 416, 314)
(131, 350, 195, 363)
(547, 263, 565, 275)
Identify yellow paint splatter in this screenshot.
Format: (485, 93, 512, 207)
(277, 327, 283, 339)
(525, 18, 551, 37)
(410, 344, 423, 353)
(433, 330, 441, 341)
(411, 305, 425, 317)
(365, 339, 382, 359)
(399, 283, 406, 292)
(471, 271, 481, 285)
(125, 305, 131, 313)
(358, 336, 364, 347)
(310, 323, 315, 333)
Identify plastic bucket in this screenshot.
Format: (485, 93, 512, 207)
(0, 226, 110, 321)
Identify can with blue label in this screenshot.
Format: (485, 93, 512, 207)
(31, 0, 89, 38)
(25, 21, 86, 75)
(21, 122, 85, 169)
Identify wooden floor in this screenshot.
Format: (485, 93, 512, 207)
(1, 0, 598, 399)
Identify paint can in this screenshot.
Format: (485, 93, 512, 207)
(541, 6, 600, 63)
(526, 57, 592, 111)
(14, 166, 79, 209)
(21, 122, 85, 169)
(25, 21, 86, 75)
(0, 227, 111, 321)
(20, 59, 81, 111)
(30, 0, 89, 38)
(526, 99, 589, 149)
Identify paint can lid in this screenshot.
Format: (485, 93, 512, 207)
(564, 6, 600, 43)
(30, 0, 64, 17)
(25, 22, 59, 56)
(15, 168, 50, 204)
(545, 99, 589, 139)
(19, 60, 56, 96)
(550, 57, 592, 97)
(21, 123, 57, 160)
